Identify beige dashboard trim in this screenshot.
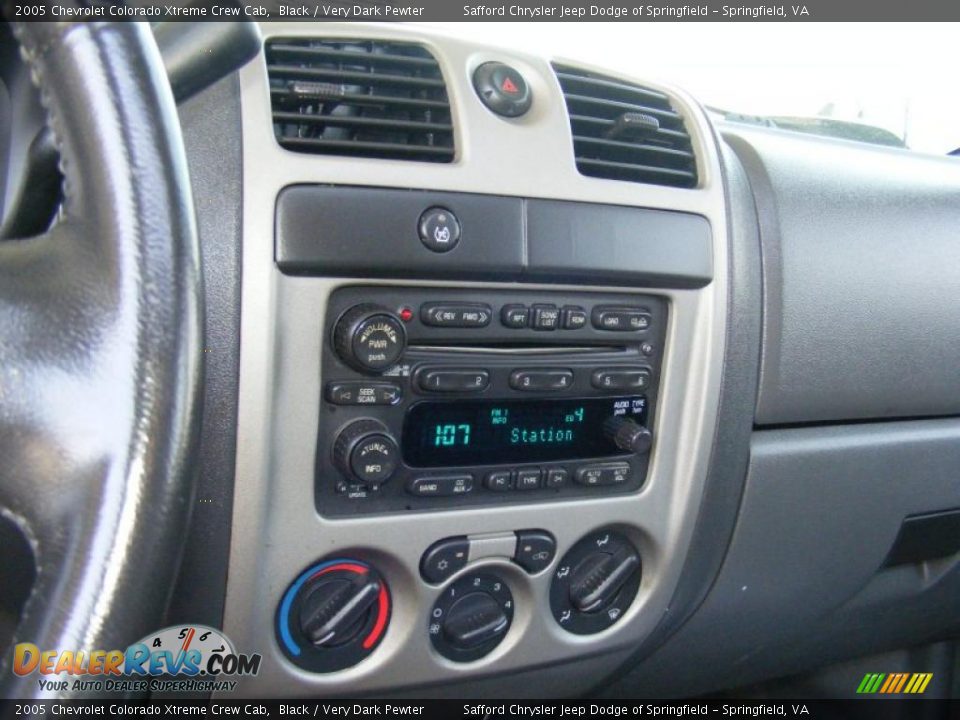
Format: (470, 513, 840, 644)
(222, 22, 728, 697)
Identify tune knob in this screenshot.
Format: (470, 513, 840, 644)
(333, 419, 399, 487)
(603, 416, 653, 454)
(333, 304, 406, 374)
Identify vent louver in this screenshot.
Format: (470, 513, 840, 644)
(553, 64, 698, 188)
(266, 38, 455, 163)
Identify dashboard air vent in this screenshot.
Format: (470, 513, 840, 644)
(266, 38, 454, 163)
(553, 64, 697, 188)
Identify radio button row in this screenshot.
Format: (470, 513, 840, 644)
(561, 306, 588, 330)
(421, 303, 492, 328)
(416, 367, 490, 393)
(509, 369, 573, 392)
(407, 475, 475, 497)
(532, 304, 561, 331)
(592, 306, 651, 332)
(575, 463, 632, 487)
(500, 304, 530, 329)
(515, 468, 542, 490)
(326, 381, 402, 406)
(591, 368, 651, 391)
(485, 471, 513, 491)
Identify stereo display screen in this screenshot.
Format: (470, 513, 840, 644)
(402, 396, 647, 467)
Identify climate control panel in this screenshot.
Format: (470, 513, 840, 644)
(317, 286, 667, 517)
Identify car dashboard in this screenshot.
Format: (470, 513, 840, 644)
(159, 22, 960, 699)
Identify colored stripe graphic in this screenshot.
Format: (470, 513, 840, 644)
(857, 672, 932, 694)
(892, 673, 909, 693)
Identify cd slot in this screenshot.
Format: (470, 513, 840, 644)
(406, 344, 629, 356)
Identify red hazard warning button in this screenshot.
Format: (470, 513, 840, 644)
(473, 62, 532, 118)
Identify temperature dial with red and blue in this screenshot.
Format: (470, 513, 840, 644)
(277, 558, 391, 673)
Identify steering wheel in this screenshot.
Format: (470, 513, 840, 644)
(0, 22, 202, 698)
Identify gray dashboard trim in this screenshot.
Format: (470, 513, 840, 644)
(597, 127, 764, 694)
(275, 187, 714, 288)
(524, 199, 713, 288)
(724, 126, 960, 426)
(602, 420, 960, 698)
(165, 74, 243, 632)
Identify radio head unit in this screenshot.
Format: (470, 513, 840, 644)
(316, 286, 667, 517)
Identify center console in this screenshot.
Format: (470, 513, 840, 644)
(223, 23, 729, 698)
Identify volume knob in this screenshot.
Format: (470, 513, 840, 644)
(333, 419, 399, 487)
(603, 416, 653, 455)
(333, 304, 406, 374)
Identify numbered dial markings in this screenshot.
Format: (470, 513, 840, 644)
(429, 573, 513, 662)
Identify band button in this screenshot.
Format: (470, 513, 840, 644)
(407, 475, 475, 497)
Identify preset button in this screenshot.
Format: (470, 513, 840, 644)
(416, 368, 490, 393)
(509, 369, 573, 392)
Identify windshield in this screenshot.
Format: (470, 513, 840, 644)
(425, 22, 960, 155)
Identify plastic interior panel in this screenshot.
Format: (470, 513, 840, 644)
(601, 420, 960, 698)
(724, 126, 960, 426)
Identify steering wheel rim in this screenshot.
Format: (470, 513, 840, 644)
(0, 21, 202, 699)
